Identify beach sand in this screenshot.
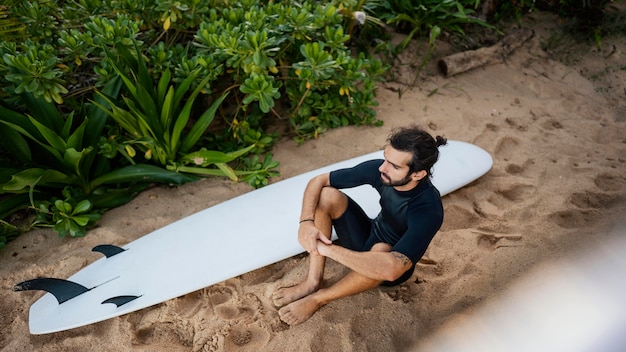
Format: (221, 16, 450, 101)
(2, 8, 625, 352)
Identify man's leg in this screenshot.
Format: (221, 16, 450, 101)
(272, 187, 348, 307)
(278, 243, 390, 325)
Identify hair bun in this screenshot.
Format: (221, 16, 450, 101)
(435, 135, 448, 147)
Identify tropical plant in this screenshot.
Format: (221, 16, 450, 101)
(0, 86, 196, 239)
(383, 0, 492, 51)
(93, 44, 260, 180)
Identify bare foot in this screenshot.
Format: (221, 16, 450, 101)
(272, 281, 318, 307)
(278, 295, 323, 325)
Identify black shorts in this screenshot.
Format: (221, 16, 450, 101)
(332, 194, 415, 286)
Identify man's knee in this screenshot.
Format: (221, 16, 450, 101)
(318, 187, 348, 219)
(370, 242, 392, 252)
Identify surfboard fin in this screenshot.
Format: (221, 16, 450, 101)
(13, 278, 89, 304)
(102, 295, 141, 307)
(92, 244, 126, 258)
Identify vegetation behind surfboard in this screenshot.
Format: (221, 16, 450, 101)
(0, 0, 615, 247)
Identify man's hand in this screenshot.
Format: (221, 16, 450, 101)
(316, 239, 331, 257)
(298, 221, 331, 255)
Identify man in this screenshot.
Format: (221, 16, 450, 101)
(273, 125, 448, 325)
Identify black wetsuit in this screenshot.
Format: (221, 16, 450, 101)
(329, 159, 444, 285)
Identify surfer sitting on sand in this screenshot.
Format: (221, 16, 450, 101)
(273, 125, 447, 325)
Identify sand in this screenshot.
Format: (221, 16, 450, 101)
(2, 9, 625, 352)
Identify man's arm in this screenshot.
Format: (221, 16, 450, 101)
(298, 173, 333, 255)
(317, 242, 413, 282)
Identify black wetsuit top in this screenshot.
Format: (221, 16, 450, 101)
(329, 159, 444, 264)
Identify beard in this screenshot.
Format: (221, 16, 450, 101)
(380, 172, 413, 187)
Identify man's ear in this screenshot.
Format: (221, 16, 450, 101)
(413, 170, 427, 182)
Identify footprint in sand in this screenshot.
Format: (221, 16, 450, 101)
(505, 159, 537, 178)
(207, 286, 267, 326)
(207, 285, 264, 322)
(548, 171, 625, 230)
(485, 183, 538, 214)
(494, 136, 519, 162)
(548, 209, 602, 229)
(208, 286, 240, 320)
(495, 183, 536, 203)
(224, 320, 271, 350)
(493, 136, 536, 168)
(593, 173, 625, 192)
(475, 232, 523, 251)
(171, 291, 205, 319)
(215, 292, 271, 350)
(548, 187, 624, 229)
(570, 191, 623, 210)
(182, 286, 272, 350)
(492, 130, 538, 178)
(441, 204, 482, 231)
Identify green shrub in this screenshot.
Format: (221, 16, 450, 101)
(191, 1, 386, 142)
(0, 0, 391, 245)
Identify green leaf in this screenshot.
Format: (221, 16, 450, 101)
(179, 144, 255, 166)
(160, 87, 175, 133)
(63, 147, 91, 179)
(27, 116, 66, 152)
(157, 68, 172, 108)
(66, 118, 87, 151)
(135, 82, 159, 128)
(180, 150, 234, 165)
(22, 93, 64, 133)
(90, 164, 196, 188)
(171, 165, 232, 178)
(0, 119, 63, 162)
(54, 220, 70, 237)
(0, 108, 32, 162)
(93, 94, 143, 138)
(179, 92, 229, 153)
(173, 70, 201, 108)
(73, 199, 92, 214)
(54, 200, 73, 214)
(85, 77, 122, 147)
(172, 73, 215, 154)
(215, 162, 237, 181)
(107, 51, 138, 99)
(2, 168, 74, 192)
(72, 215, 91, 227)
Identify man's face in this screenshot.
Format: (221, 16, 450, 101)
(379, 146, 416, 188)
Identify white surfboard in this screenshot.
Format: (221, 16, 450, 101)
(16, 140, 492, 334)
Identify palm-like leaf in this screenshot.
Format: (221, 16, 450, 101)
(96, 44, 237, 172)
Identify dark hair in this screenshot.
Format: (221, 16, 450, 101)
(387, 125, 447, 176)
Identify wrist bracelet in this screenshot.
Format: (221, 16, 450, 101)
(299, 219, 315, 224)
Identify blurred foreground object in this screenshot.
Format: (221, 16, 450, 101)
(417, 221, 626, 352)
